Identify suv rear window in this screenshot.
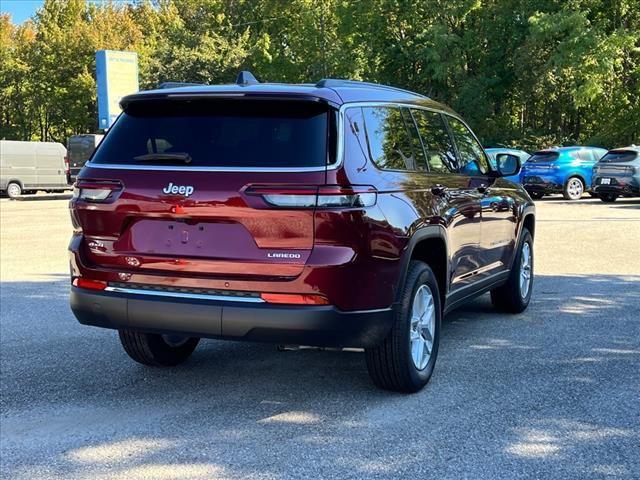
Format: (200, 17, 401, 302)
(599, 150, 638, 163)
(91, 100, 332, 168)
(528, 151, 560, 163)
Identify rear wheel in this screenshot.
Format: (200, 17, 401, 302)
(563, 177, 584, 200)
(6, 182, 22, 199)
(365, 260, 441, 393)
(118, 329, 199, 366)
(529, 191, 544, 200)
(599, 192, 618, 203)
(491, 228, 533, 313)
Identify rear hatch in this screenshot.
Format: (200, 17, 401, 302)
(595, 149, 638, 176)
(72, 97, 336, 280)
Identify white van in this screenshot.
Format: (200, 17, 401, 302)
(0, 140, 70, 198)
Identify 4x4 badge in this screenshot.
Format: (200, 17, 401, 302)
(163, 182, 194, 196)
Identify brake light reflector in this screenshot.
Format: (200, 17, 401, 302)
(72, 278, 107, 290)
(260, 293, 330, 305)
(317, 185, 377, 208)
(73, 180, 122, 202)
(245, 185, 377, 209)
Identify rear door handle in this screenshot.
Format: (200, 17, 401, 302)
(431, 185, 447, 196)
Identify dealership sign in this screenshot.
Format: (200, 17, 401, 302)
(96, 50, 139, 129)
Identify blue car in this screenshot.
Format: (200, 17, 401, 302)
(521, 146, 608, 200)
(485, 148, 529, 183)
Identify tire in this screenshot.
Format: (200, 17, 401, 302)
(491, 228, 534, 313)
(599, 192, 618, 203)
(529, 191, 544, 200)
(6, 182, 22, 199)
(563, 176, 584, 200)
(365, 260, 441, 393)
(118, 329, 199, 366)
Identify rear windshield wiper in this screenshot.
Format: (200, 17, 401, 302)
(133, 153, 192, 164)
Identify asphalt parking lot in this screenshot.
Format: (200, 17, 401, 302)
(1, 196, 639, 480)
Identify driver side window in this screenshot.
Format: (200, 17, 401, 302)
(446, 116, 490, 176)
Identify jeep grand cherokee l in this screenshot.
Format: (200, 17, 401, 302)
(69, 73, 535, 392)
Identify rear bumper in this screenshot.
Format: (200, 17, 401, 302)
(70, 286, 393, 348)
(592, 177, 640, 196)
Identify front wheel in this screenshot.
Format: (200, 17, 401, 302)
(365, 261, 441, 393)
(491, 228, 534, 313)
(563, 177, 584, 200)
(599, 192, 618, 203)
(6, 182, 22, 199)
(118, 329, 199, 366)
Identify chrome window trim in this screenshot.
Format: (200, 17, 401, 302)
(104, 286, 265, 303)
(84, 163, 331, 173)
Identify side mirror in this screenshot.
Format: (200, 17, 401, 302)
(496, 153, 521, 177)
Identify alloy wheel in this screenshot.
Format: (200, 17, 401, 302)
(409, 284, 436, 370)
(520, 242, 532, 298)
(566, 178, 583, 199)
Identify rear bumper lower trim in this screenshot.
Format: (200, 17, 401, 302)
(71, 287, 393, 348)
(104, 286, 264, 303)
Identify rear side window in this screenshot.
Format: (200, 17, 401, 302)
(600, 150, 637, 162)
(91, 100, 331, 168)
(446, 116, 491, 175)
(528, 151, 560, 163)
(411, 109, 457, 173)
(361, 106, 421, 171)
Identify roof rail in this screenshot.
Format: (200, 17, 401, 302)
(157, 82, 203, 89)
(316, 78, 427, 98)
(236, 71, 260, 86)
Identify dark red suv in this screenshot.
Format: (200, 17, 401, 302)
(69, 73, 535, 392)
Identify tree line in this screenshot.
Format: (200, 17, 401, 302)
(1, 0, 638, 149)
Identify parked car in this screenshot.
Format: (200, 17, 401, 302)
(0, 140, 70, 198)
(485, 148, 529, 183)
(66, 134, 104, 184)
(69, 73, 535, 393)
(521, 146, 607, 200)
(592, 146, 640, 202)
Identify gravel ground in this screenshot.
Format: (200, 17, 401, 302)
(1, 195, 639, 480)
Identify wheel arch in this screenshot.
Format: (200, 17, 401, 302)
(522, 212, 535, 239)
(396, 225, 449, 307)
(5, 178, 24, 188)
(564, 173, 587, 188)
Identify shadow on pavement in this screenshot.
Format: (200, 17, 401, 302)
(1, 274, 639, 479)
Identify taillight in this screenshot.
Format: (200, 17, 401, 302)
(260, 293, 330, 305)
(64, 155, 70, 175)
(72, 278, 107, 290)
(73, 179, 122, 202)
(245, 185, 377, 209)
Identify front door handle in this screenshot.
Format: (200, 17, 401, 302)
(431, 184, 447, 196)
